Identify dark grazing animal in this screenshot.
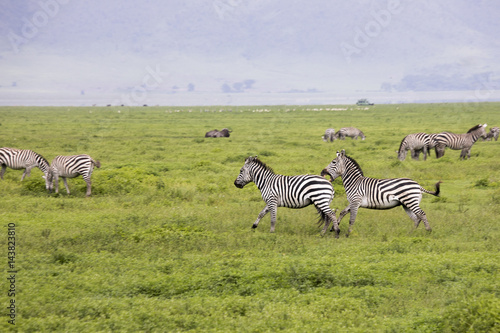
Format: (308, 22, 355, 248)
(234, 156, 339, 236)
(205, 128, 232, 137)
(0, 147, 52, 190)
(321, 150, 441, 237)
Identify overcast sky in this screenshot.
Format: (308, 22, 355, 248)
(1, 0, 499, 106)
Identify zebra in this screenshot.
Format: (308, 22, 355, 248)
(481, 126, 499, 141)
(234, 156, 339, 236)
(397, 133, 431, 161)
(321, 150, 441, 237)
(322, 128, 335, 142)
(0, 147, 52, 190)
(49, 155, 101, 196)
(434, 124, 487, 159)
(336, 127, 365, 140)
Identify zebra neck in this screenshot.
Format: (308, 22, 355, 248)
(35, 156, 50, 174)
(252, 168, 276, 189)
(341, 169, 363, 185)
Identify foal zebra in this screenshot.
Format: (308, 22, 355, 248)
(0, 147, 52, 190)
(50, 155, 101, 196)
(397, 133, 431, 161)
(234, 156, 339, 236)
(435, 124, 487, 159)
(336, 127, 365, 140)
(321, 150, 441, 237)
(322, 128, 335, 142)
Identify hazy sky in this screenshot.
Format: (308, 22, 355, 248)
(1, 0, 499, 106)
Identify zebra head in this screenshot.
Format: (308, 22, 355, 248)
(42, 170, 54, 192)
(322, 150, 348, 181)
(234, 156, 257, 188)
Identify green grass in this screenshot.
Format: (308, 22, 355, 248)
(1, 103, 499, 332)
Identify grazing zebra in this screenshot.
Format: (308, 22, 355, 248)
(322, 128, 335, 142)
(397, 133, 431, 161)
(50, 155, 101, 196)
(0, 147, 52, 190)
(321, 150, 441, 237)
(336, 127, 365, 140)
(435, 124, 487, 159)
(234, 156, 339, 236)
(482, 127, 499, 141)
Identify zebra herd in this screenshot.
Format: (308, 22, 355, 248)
(0, 147, 100, 197)
(235, 123, 497, 237)
(397, 124, 494, 161)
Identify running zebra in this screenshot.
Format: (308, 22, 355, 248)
(0, 147, 52, 190)
(50, 154, 101, 196)
(336, 127, 366, 140)
(397, 133, 431, 161)
(234, 156, 339, 236)
(435, 124, 487, 159)
(321, 150, 441, 237)
(322, 128, 335, 142)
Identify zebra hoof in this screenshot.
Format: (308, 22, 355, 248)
(251, 224, 258, 229)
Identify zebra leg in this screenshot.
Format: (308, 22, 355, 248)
(62, 178, 71, 195)
(403, 206, 432, 232)
(84, 178, 92, 197)
(21, 166, 32, 180)
(269, 205, 278, 233)
(54, 174, 60, 194)
(330, 205, 350, 232)
(411, 149, 418, 161)
(252, 205, 269, 229)
(346, 205, 360, 237)
(0, 165, 6, 180)
(423, 146, 428, 161)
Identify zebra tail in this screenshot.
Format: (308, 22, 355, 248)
(92, 159, 101, 168)
(421, 181, 442, 196)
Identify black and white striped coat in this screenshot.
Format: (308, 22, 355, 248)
(435, 124, 487, 159)
(335, 127, 365, 140)
(50, 154, 101, 196)
(234, 156, 339, 236)
(397, 133, 431, 161)
(0, 147, 51, 190)
(322, 150, 440, 237)
(322, 128, 335, 142)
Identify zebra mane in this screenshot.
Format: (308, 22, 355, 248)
(467, 124, 483, 133)
(247, 156, 275, 174)
(397, 136, 407, 152)
(344, 155, 364, 176)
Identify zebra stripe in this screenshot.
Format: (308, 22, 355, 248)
(322, 128, 335, 142)
(336, 127, 365, 140)
(50, 154, 101, 196)
(234, 156, 339, 236)
(397, 133, 431, 161)
(435, 124, 487, 159)
(322, 150, 440, 237)
(0, 147, 51, 190)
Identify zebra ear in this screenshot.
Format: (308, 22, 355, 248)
(340, 149, 346, 156)
(336, 151, 340, 157)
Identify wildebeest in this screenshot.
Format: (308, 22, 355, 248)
(335, 127, 365, 140)
(205, 128, 232, 137)
(322, 128, 335, 142)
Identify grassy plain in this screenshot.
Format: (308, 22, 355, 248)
(0, 103, 499, 332)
